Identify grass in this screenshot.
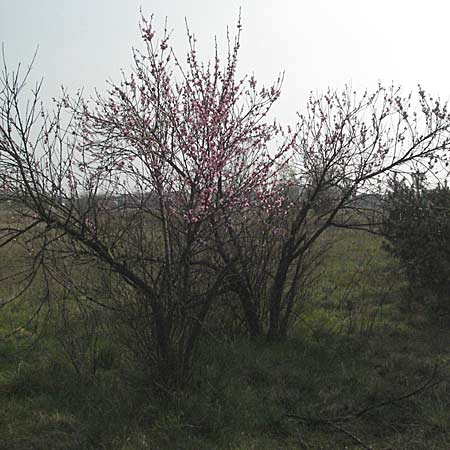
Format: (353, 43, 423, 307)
(1, 225, 450, 449)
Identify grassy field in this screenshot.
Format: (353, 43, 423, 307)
(1, 224, 450, 449)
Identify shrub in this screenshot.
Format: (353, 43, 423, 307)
(382, 174, 450, 309)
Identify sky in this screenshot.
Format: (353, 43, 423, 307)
(1, 0, 450, 124)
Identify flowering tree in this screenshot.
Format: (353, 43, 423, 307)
(215, 84, 450, 340)
(0, 17, 293, 388)
(2, 15, 450, 390)
(272, 85, 450, 337)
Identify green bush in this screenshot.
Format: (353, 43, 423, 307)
(382, 174, 450, 308)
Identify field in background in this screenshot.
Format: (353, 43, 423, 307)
(1, 211, 450, 450)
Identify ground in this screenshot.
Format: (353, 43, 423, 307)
(0, 226, 449, 449)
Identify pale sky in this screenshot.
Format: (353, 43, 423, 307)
(1, 0, 450, 124)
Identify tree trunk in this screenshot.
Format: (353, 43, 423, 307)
(237, 286, 262, 337)
(267, 242, 293, 340)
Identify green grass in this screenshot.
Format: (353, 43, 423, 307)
(1, 226, 450, 449)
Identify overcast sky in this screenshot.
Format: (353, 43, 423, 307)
(2, 0, 450, 124)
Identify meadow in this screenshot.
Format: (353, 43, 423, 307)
(1, 213, 450, 450)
